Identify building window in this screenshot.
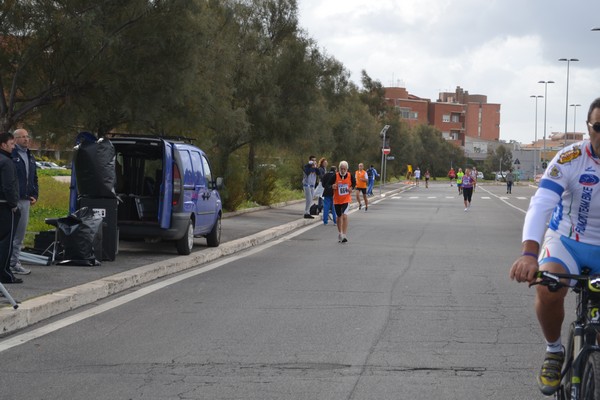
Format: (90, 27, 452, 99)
(442, 114, 450, 123)
(451, 113, 460, 123)
(398, 107, 418, 120)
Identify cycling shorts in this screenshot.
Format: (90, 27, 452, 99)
(539, 230, 600, 274)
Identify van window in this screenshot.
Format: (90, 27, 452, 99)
(179, 150, 194, 187)
(201, 155, 212, 182)
(190, 151, 204, 184)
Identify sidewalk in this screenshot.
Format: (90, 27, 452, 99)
(0, 183, 407, 335)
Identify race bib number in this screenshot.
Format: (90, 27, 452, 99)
(338, 183, 349, 195)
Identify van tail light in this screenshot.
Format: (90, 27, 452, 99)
(173, 164, 181, 206)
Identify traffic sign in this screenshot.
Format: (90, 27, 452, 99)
(382, 148, 391, 155)
(386, 156, 395, 160)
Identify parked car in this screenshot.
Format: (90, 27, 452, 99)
(38, 161, 67, 170)
(70, 135, 223, 255)
(477, 171, 484, 179)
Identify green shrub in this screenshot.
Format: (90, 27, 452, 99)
(221, 156, 247, 211)
(250, 167, 277, 206)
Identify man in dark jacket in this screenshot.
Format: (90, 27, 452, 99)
(10, 128, 38, 275)
(0, 132, 22, 284)
(320, 166, 337, 225)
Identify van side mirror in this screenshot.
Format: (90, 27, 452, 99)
(210, 177, 223, 190)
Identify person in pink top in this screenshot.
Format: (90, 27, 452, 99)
(461, 168, 475, 211)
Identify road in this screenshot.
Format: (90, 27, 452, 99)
(0, 181, 565, 399)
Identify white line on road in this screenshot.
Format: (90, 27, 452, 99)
(478, 186, 528, 214)
(0, 223, 320, 353)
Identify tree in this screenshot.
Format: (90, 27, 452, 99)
(359, 70, 387, 118)
(0, 0, 205, 136)
(485, 144, 513, 176)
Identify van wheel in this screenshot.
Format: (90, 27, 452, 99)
(175, 219, 194, 255)
(206, 215, 221, 247)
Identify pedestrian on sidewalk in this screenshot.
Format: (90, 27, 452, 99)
(321, 166, 337, 225)
(0, 131, 22, 284)
(10, 128, 38, 276)
(332, 161, 355, 243)
(302, 155, 319, 219)
(316, 158, 328, 212)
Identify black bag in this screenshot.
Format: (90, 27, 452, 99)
(56, 207, 102, 266)
(309, 203, 320, 215)
(73, 138, 117, 199)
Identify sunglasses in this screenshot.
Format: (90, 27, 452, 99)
(588, 122, 600, 133)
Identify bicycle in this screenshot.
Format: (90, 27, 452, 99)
(532, 269, 600, 399)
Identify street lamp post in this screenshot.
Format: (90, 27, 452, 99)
(530, 95, 543, 180)
(539, 80, 555, 169)
(570, 103, 581, 146)
(559, 58, 579, 139)
(379, 125, 390, 195)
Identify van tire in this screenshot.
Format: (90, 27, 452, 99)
(206, 215, 221, 247)
(175, 219, 194, 255)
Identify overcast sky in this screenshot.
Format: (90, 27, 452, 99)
(297, 0, 600, 144)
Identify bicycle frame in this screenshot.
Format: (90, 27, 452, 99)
(534, 270, 600, 399)
(560, 289, 600, 399)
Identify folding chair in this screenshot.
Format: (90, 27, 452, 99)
(43, 218, 63, 264)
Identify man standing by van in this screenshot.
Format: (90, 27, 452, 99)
(0, 132, 22, 284)
(10, 128, 38, 275)
(302, 155, 319, 219)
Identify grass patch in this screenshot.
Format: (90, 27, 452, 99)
(26, 175, 70, 247)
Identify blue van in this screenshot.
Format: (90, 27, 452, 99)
(70, 135, 223, 255)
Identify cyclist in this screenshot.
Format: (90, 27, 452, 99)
(509, 97, 600, 395)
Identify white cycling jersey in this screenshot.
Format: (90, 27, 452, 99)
(523, 140, 600, 246)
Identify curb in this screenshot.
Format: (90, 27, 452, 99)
(0, 186, 405, 335)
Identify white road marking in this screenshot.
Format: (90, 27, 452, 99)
(0, 223, 319, 353)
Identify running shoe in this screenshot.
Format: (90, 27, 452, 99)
(11, 264, 31, 275)
(537, 350, 564, 396)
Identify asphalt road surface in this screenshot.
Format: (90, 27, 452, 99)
(0, 181, 569, 399)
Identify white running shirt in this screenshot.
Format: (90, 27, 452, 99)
(523, 140, 600, 246)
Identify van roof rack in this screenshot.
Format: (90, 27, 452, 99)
(105, 133, 195, 144)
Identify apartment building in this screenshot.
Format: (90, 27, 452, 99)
(385, 86, 501, 159)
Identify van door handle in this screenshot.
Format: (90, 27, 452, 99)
(202, 192, 211, 200)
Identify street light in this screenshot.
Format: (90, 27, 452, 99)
(530, 95, 543, 179)
(379, 124, 390, 195)
(539, 80, 555, 169)
(559, 58, 579, 139)
(570, 103, 581, 145)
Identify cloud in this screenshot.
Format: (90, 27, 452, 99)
(298, 0, 600, 143)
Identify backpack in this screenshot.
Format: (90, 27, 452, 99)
(309, 203, 320, 215)
(367, 167, 374, 178)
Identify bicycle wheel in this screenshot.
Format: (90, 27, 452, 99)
(581, 351, 600, 399)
